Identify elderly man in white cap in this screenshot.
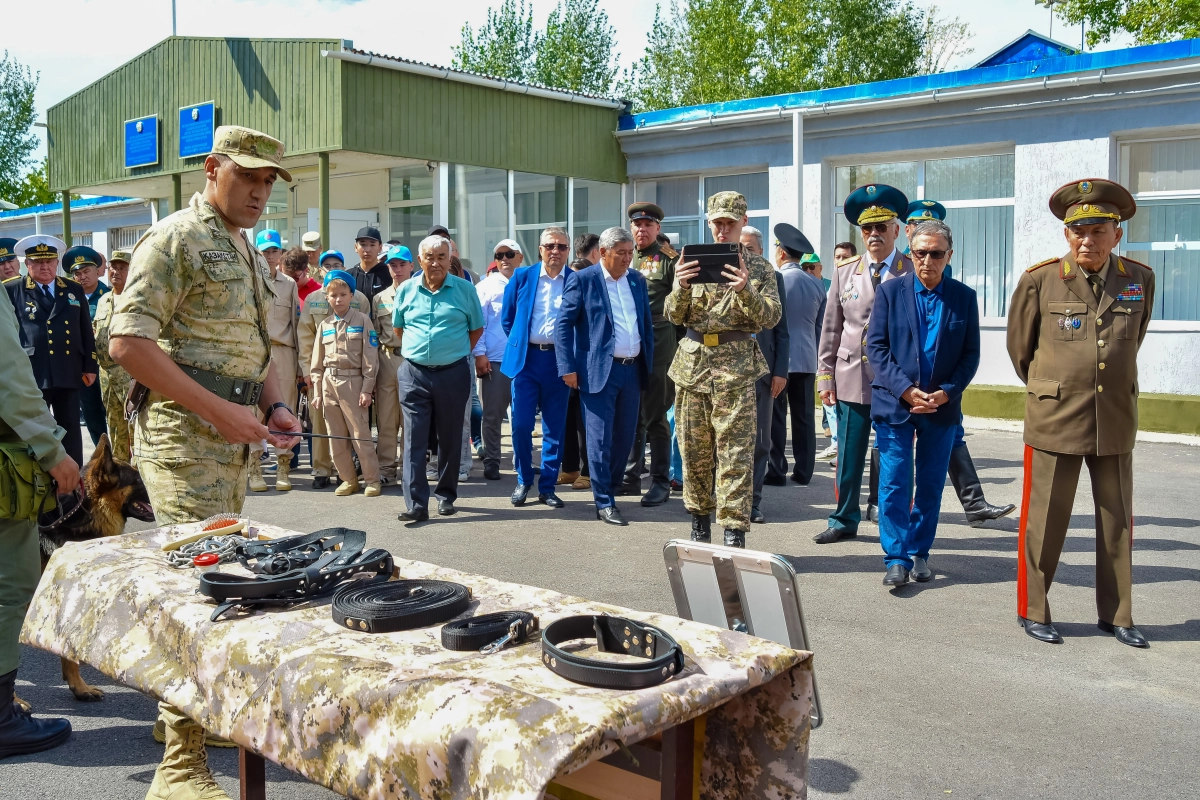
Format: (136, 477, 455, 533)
(473, 238, 522, 479)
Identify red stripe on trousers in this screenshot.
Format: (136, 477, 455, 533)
(1017, 444, 1034, 618)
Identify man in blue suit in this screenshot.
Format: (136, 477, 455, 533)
(866, 219, 980, 587)
(502, 227, 573, 508)
(555, 227, 654, 526)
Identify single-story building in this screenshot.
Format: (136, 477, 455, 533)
(18, 33, 1200, 427)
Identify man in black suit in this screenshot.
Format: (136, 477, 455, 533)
(751, 270, 790, 523)
(6, 236, 98, 466)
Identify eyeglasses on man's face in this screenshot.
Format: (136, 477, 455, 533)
(540, 243, 569, 252)
(912, 249, 948, 261)
(860, 223, 891, 235)
(495, 250, 518, 259)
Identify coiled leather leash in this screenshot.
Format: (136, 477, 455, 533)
(333, 579, 472, 634)
(441, 611, 539, 653)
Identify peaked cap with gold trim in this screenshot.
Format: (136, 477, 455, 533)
(843, 184, 909, 227)
(14, 234, 68, 261)
(1050, 179, 1136, 226)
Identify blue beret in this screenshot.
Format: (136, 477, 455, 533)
(323, 269, 356, 292)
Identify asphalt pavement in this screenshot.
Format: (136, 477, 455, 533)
(7, 426, 1199, 799)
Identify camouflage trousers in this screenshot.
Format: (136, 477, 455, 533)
(137, 456, 249, 526)
(676, 380, 757, 531)
(99, 365, 132, 465)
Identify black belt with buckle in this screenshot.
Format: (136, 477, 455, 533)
(530, 343, 555, 351)
(411, 357, 466, 373)
(441, 610, 539, 653)
(541, 615, 685, 689)
(178, 363, 264, 406)
(332, 579, 472, 634)
(685, 329, 753, 347)
(651, 314, 670, 324)
(613, 356, 638, 366)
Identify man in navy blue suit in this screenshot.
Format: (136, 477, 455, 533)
(866, 219, 980, 587)
(555, 227, 654, 526)
(501, 227, 573, 508)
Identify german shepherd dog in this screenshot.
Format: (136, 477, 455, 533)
(18, 434, 154, 709)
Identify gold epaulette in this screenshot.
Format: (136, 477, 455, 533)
(660, 244, 678, 259)
(1026, 257, 1059, 273)
(1, 275, 19, 285)
(835, 255, 861, 268)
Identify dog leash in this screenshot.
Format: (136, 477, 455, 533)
(333, 580, 472, 634)
(268, 430, 376, 443)
(441, 610, 539, 654)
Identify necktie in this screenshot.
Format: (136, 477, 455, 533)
(870, 264, 883, 289)
(1087, 272, 1103, 300)
(42, 284, 54, 303)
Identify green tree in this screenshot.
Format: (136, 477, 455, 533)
(451, 0, 536, 82)
(532, 0, 621, 95)
(916, 6, 975, 76)
(0, 50, 40, 206)
(5, 160, 58, 209)
(1058, 0, 1200, 47)
(620, 2, 688, 111)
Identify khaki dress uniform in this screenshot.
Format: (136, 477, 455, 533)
(1008, 251, 1154, 629)
(298, 286, 371, 479)
(311, 308, 381, 487)
(90, 291, 132, 464)
(665, 196, 782, 536)
(372, 284, 405, 481)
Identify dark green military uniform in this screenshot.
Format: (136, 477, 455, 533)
(622, 203, 680, 498)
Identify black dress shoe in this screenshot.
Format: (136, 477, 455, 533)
(510, 483, 532, 506)
(750, 506, 765, 524)
(865, 503, 879, 523)
(670, 479, 683, 493)
(882, 564, 909, 586)
(762, 474, 788, 487)
(616, 480, 640, 497)
(538, 492, 564, 508)
(789, 473, 810, 485)
(966, 502, 1017, 527)
(723, 528, 746, 548)
(812, 527, 856, 544)
(398, 508, 429, 523)
(483, 464, 501, 480)
(312, 475, 330, 489)
(1098, 620, 1149, 648)
(690, 514, 711, 542)
(640, 482, 670, 507)
(911, 556, 932, 582)
(437, 498, 457, 516)
(597, 506, 627, 526)
(1018, 616, 1063, 644)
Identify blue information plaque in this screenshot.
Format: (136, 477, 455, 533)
(179, 102, 215, 158)
(124, 115, 159, 169)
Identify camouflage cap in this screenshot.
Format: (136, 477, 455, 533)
(110, 249, 133, 263)
(211, 125, 292, 182)
(706, 191, 748, 222)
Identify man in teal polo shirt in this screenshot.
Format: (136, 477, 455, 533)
(392, 234, 483, 521)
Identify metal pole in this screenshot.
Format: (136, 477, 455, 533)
(792, 111, 804, 229)
(172, 0, 177, 36)
(172, 173, 182, 213)
(319, 152, 330, 249)
(61, 190, 72, 246)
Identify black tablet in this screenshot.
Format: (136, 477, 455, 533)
(680, 243, 739, 284)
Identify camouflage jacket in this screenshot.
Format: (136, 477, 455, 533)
(664, 246, 782, 391)
(110, 193, 272, 463)
(0, 289, 69, 470)
(23, 523, 813, 800)
(92, 291, 132, 404)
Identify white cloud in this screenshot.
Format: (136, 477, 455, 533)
(9, 0, 1137, 163)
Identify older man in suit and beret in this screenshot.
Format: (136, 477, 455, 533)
(0, 237, 21, 280)
(5, 236, 98, 467)
(1008, 179, 1153, 648)
(815, 185, 913, 544)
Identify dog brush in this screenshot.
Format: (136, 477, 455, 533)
(160, 514, 248, 552)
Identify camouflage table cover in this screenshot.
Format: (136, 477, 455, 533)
(22, 522, 813, 799)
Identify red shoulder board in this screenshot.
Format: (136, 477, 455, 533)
(1026, 257, 1058, 273)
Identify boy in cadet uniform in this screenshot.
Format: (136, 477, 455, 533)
(370, 245, 414, 484)
(296, 250, 371, 488)
(310, 270, 381, 497)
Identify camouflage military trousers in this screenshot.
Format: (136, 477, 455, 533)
(676, 381, 757, 530)
(98, 365, 132, 464)
(137, 456, 249, 526)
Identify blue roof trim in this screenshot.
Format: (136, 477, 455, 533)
(0, 195, 134, 220)
(977, 33, 1077, 68)
(619, 38, 1200, 131)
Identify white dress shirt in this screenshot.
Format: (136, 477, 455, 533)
(604, 267, 641, 359)
(472, 270, 510, 361)
(528, 264, 565, 345)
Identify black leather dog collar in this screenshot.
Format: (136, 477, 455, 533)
(541, 615, 685, 689)
(333, 579, 472, 634)
(441, 610, 539, 653)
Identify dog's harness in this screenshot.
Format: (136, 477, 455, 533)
(332, 579, 472, 634)
(199, 528, 393, 621)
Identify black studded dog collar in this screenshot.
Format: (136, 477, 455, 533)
(541, 615, 685, 689)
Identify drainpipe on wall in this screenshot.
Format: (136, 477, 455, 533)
(172, 174, 182, 213)
(62, 190, 72, 246)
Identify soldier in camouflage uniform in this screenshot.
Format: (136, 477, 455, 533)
(666, 192, 782, 548)
(109, 125, 302, 800)
(91, 249, 133, 464)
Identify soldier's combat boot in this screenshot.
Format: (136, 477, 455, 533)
(247, 458, 268, 493)
(0, 669, 71, 759)
(723, 528, 747, 549)
(275, 453, 292, 491)
(146, 705, 231, 800)
(690, 514, 711, 543)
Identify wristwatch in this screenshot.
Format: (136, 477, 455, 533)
(266, 402, 293, 417)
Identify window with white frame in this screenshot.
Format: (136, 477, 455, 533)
(634, 172, 770, 248)
(1120, 136, 1200, 322)
(834, 154, 1015, 317)
(251, 181, 291, 247)
(388, 165, 435, 254)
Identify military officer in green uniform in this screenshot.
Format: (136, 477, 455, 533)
(620, 201, 679, 506)
(110, 125, 302, 800)
(91, 249, 134, 463)
(666, 191, 782, 548)
(1008, 179, 1153, 648)
(0, 289, 77, 759)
